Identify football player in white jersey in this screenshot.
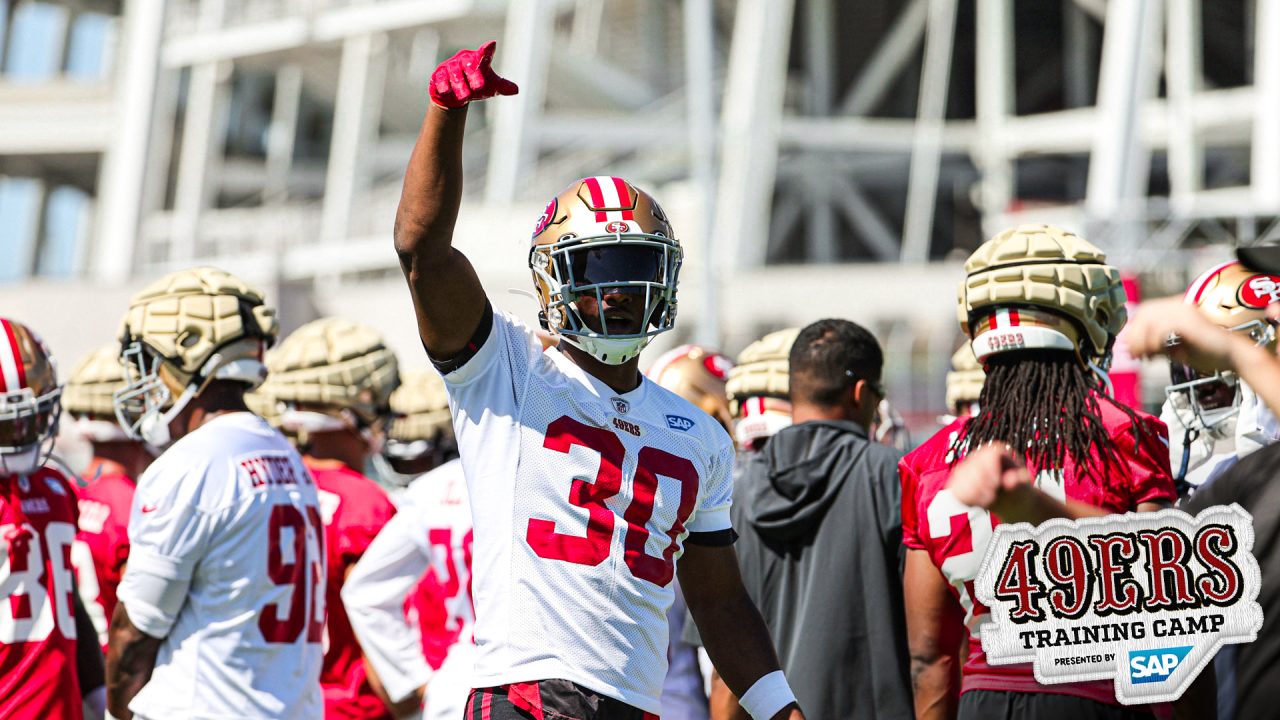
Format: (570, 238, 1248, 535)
(392, 41, 804, 720)
(105, 268, 325, 720)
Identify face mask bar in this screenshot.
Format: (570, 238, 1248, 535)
(114, 342, 176, 444)
(531, 232, 682, 342)
(0, 387, 62, 475)
(1165, 318, 1274, 435)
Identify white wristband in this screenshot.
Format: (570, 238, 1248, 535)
(739, 670, 796, 720)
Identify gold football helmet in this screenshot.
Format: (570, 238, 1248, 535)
(726, 328, 799, 451)
(115, 267, 279, 447)
(959, 224, 1127, 371)
(645, 345, 735, 432)
(383, 369, 454, 473)
(0, 319, 60, 476)
(1167, 261, 1280, 433)
(529, 176, 681, 365)
(945, 343, 985, 417)
(254, 317, 399, 449)
(63, 344, 132, 443)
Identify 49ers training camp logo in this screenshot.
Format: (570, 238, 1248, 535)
(976, 506, 1262, 704)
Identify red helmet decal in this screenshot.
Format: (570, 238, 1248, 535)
(1239, 274, 1280, 307)
(702, 353, 732, 381)
(532, 198, 557, 238)
(605, 221, 629, 234)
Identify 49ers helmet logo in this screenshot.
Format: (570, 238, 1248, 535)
(1239, 274, 1280, 308)
(605, 221, 629, 233)
(532, 198, 557, 239)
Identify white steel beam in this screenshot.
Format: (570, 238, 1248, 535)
(683, 0, 721, 346)
(901, 0, 958, 263)
(161, 0, 479, 68)
(485, 0, 554, 204)
(1252, 0, 1280, 211)
(264, 63, 303, 203)
(829, 176, 900, 261)
(714, 0, 795, 269)
(170, 60, 232, 263)
(1166, 0, 1203, 213)
(94, 0, 165, 283)
(804, 0, 836, 264)
(975, 0, 1014, 238)
(321, 33, 388, 244)
(840, 0, 928, 116)
(1086, 0, 1162, 247)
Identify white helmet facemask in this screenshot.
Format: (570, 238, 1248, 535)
(1235, 380, 1280, 458)
(114, 343, 267, 449)
(0, 386, 61, 477)
(532, 232, 682, 366)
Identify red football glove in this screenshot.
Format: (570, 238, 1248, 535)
(430, 41, 519, 109)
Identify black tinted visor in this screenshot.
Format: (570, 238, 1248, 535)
(564, 245, 664, 289)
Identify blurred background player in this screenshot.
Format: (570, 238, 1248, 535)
(1160, 261, 1280, 496)
(375, 370, 457, 493)
(106, 268, 325, 720)
(0, 317, 107, 719)
(61, 344, 153, 650)
(726, 329, 799, 453)
(252, 317, 400, 720)
(646, 344, 735, 720)
(718, 319, 912, 720)
(343, 411, 473, 720)
(940, 344, 985, 425)
(900, 225, 1179, 720)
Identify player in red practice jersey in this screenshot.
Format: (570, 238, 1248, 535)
(62, 344, 154, 651)
(900, 226, 1179, 720)
(251, 317, 400, 720)
(1, 318, 106, 720)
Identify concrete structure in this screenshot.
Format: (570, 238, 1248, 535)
(1, 0, 1273, 425)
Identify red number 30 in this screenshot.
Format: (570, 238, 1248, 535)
(527, 416, 699, 587)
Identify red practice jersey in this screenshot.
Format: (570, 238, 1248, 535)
(72, 465, 134, 651)
(308, 459, 398, 720)
(900, 400, 1176, 704)
(1, 467, 83, 720)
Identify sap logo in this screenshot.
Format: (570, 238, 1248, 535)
(666, 415, 694, 432)
(1129, 646, 1193, 684)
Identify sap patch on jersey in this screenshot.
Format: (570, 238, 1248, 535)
(975, 505, 1262, 705)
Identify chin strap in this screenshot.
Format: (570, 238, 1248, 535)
(1087, 358, 1114, 397)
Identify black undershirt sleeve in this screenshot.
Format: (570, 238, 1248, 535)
(685, 528, 738, 547)
(428, 300, 495, 375)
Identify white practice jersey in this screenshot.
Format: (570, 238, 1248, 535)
(343, 458, 475, 720)
(443, 307, 736, 714)
(117, 412, 325, 720)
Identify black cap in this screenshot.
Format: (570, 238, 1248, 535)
(1237, 244, 1280, 275)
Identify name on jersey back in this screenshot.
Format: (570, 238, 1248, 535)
(239, 454, 311, 489)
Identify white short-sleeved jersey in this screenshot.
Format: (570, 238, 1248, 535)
(443, 307, 736, 714)
(343, 459, 474, 720)
(117, 412, 325, 720)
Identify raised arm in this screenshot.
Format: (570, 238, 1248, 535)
(678, 544, 805, 720)
(395, 41, 518, 359)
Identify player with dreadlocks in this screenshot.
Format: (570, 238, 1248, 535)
(899, 225, 1180, 720)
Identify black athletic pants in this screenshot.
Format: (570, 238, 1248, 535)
(958, 689, 1156, 720)
(464, 679, 659, 720)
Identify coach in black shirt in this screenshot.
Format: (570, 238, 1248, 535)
(725, 319, 912, 720)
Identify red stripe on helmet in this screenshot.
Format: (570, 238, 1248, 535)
(1, 319, 26, 391)
(1008, 308, 1020, 326)
(583, 177, 607, 222)
(612, 177, 635, 221)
